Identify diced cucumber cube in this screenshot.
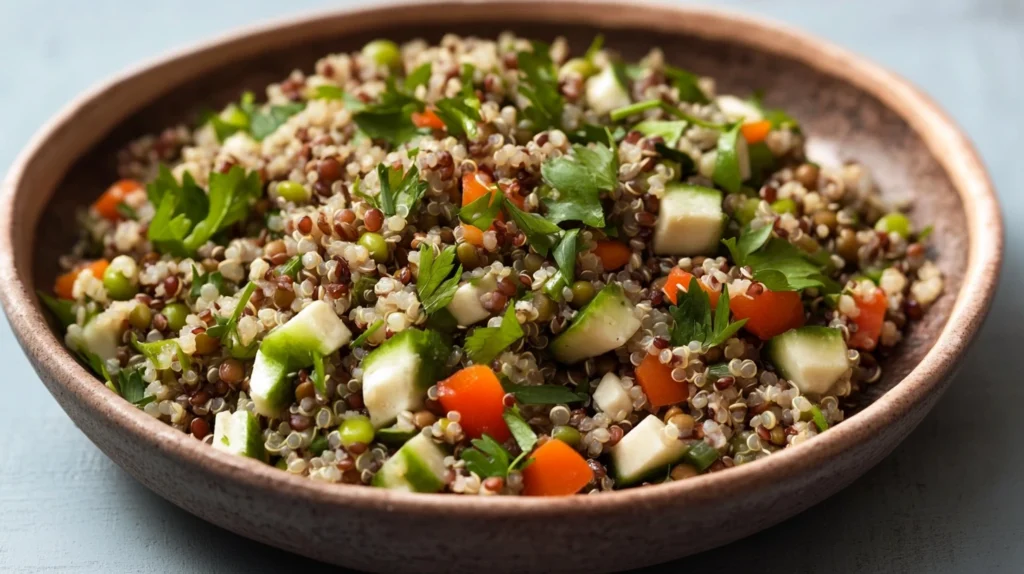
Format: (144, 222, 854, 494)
(592, 372, 633, 422)
(653, 183, 724, 256)
(586, 65, 631, 116)
(611, 415, 689, 486)
(767, 326, 850, 395)
(550, 284, 641, 364)
(212, 410, 266, 461)
(446, 276, 496, 327)
(250, 301, 351, 417)
(362, 329, 451, 428)
(372, 433, 448, 493)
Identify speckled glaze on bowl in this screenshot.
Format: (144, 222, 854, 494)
(0, 1, 1003, 572)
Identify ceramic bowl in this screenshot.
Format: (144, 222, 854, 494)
(0, 1, 1003, 572)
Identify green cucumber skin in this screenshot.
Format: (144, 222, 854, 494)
(550, 283, 638, 363)
(243, 410, 267, 462)
(362, 329, 451, 391)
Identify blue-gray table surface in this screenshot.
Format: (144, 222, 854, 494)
(1, 0, 1021, 572)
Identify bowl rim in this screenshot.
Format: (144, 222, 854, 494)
(0, 0, 1003, 517)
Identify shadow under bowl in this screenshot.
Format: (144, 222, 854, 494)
(0, 2, 1003, 572)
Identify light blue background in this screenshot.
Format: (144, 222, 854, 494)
(1, 1, 1021, 572)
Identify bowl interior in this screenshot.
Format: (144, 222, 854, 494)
(31, 20, 965, 412)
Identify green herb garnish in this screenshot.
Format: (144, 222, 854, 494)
(664, 65, 709, 104)
(434, 64, 482, 139)
(654, 143, 696, 178)
(147, 165, 260, 256)
(461, 434, 512, 478)
(353, 78, 425, 145)
(112, 367, 154, 406)
(458, 187, 505, 229)
(276, 255, 302, 279)
(669, 278, 747, 348)
(374, 163, 429, 217)
(38, 291, 76, 327)
(712, 122, 744, 193)
(206, 282, 258, 357)
(516, 42, 564, 131)
(502, 408, 538, 454)
(810, 405, 829, 431)
(540, 141, 618, 228)
(609, 99, 662, 122)
(209, 92, 305, 142)
(463, 304, 523, 365)
(416, 244, 462, 315)
(350, 319, 385, 348)
(722, 228, 838, 292)
(500, 381, 587, 405)
(503, 199, 562, 256)
(311, 351, 327, 396)
(115, 202, 138, 220)
(552, 228, 579, 284)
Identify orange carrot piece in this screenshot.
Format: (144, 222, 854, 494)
(92, 179, 142, 221)
(729, 289, 805, 340)
(848, 289, 887, 350)
(635, 353, 688, 408)
(741, 120, 772, 144)
(54, 259, 109, 300)
(522, 438, 593, 496)
(437, 365, 510, 442)
(662, 268, 721, 308)
(412, 108, 445, 130)
(593, 241, 632, 271)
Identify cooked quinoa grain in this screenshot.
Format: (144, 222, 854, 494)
(44, 34, 943, 495)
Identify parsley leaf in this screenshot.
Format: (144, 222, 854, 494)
(114, 367, 154, 406)
(722, 224, 773, 263)
(376, 163, 429, 217)
(416, 244, 462, 315)
(541, 141, 618, 228)
(706, 284, 747, 347)
(350, 319, 384, 348)
(668, 278, 747, 347)
(209, 92, 305, 142)
(312, 85, 366, 111)
(712, 122, 744, 193)
(664, 64, 710, 104)
(502, 408, 538, 454)
(275, 255, 302, 279)
(433, 64, 482, 139)
(190, 264, 224, 300)
(516, 43, 564, 131)
(146, 165, 260, 256)
(503, 199, 562, 256)
(248, 101, 305, 141)
(434, 96, 482, 139)
(669, 276, 713, 347)
(182, 165, 262, 253)
(147, 166, 208, 256)
(405, 62, 433, 92)
(552, 228, 579, 284)
(206, 282, 258, 357)
(38, 291, 76, 327)
(464, 303, 523, 365)
(722, 227, 838, 292)
(460, 434, 511, 479)
(115, 202, 138, 220)
(458, 188, 504, 229)
(311, 351, 327, 396)
(500, 381, 587, 405)
(353, 78, 425, 145)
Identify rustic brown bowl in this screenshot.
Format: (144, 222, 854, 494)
(0, 1, 1003, 572)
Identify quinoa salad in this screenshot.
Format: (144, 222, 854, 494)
(40, 34, 945, 496)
